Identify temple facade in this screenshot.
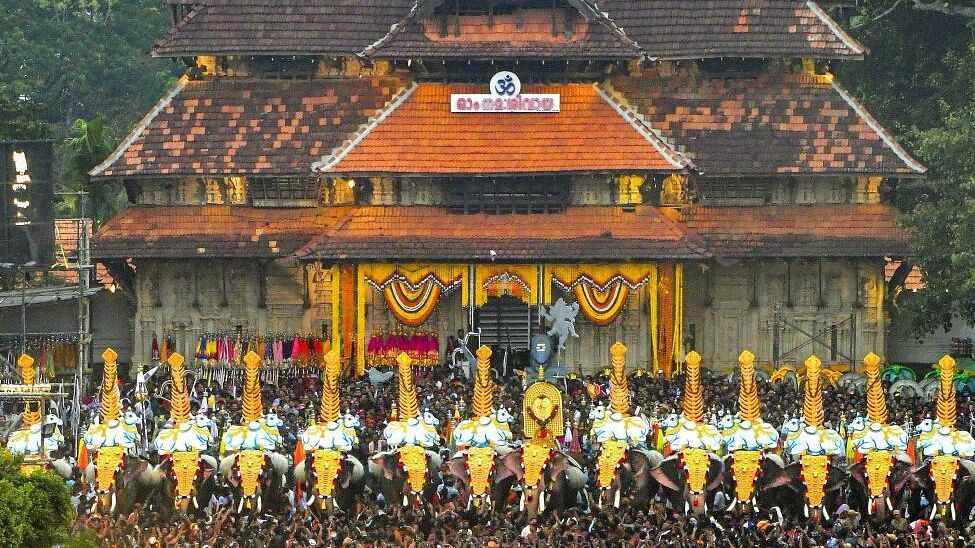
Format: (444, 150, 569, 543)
(92, 0, 923, 375)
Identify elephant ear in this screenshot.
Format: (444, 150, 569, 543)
(634, 448, 665, 470)
(846, 459, 866, 485)
(706, 454, 725, 492)
(762, 458, 801, 491)
(200, 455, 218, 482)
(649, 455, 682, 492)
(370, 452, 398, 481)
(496, 449, 524, 483)
(447, 454, 470, 485)
(825, 464, 850, 493)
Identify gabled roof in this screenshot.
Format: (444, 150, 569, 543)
(299, 206, 710, 262)
(599, 0, 865, 60)
(92, 205, 353, 259)
(679, 204, 909, 258)
(315, 82, 690, 176)
(151, 0, 863, 61)
(609, 71, 926, 177)
(153, 0, 415, 57)
(91, 77, 407, 178)
(361, 0, 640, 60)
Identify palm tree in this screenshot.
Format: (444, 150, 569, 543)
(61, 117, 124, 226)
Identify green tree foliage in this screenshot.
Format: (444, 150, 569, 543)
(837, 3, 975, 335)
(62, 117, 125, 225)
(0, 0, 175, 137)
(0, 449, 73, 548)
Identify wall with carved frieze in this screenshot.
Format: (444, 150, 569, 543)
(683, 258, 887, 373)
(131, 258, 334, 366)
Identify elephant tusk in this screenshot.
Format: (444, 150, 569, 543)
(111, 492, 117, 514)
(257, 496, 262, 514)
(614, 488, 621, 508)
(727, 498, 737, 512)
(520, 492, 525, 512)
(403, 494, 409, 507)
(821, 506, 829, 521)
(238, 497, 245, 513)
(804, 504, 809, 518)
(685, 500, 690, 514)
(886, 497, 893, 512)
(930, 505, 937, 521)
(951, 503, 956, 522)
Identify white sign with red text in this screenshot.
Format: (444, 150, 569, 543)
(450, 71, 560, 113)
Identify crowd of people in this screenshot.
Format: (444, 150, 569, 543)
(11, 348, 975, 546)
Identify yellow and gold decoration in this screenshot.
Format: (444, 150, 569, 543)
(721, 350, 780, 510)
(83, 349, 140, 514)
(152, 353, 216, 511)
(241, 350, 264, 422)
(520, 373, 565, 512)
(452, 346, 513, 507)
(590, 343, 652, 507)
(847, 353, 909, 516)
(784, 355, 843, 518)
(6, 353, 66, 474)
(915, 355, 975, 519)
(665, 352, 722, 505)
(380, 353, 440, 504)
(19, 354, 40, 427)
(297, 351, 360, 508)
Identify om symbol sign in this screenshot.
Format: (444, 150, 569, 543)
(491, 71, 521, 97)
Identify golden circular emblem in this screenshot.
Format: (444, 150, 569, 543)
(531, 395, 554, 422)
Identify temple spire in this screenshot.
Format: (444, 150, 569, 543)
(241, 351, 263, 422)
(862, 352, 888, 425)
(167, 353, 191, 425)
(319, 350, 342, 424)
(935, 355, 957, 428)
(18, 354, 40, 427)
(683, 351, 704, 422)
(737, 350, 761, 423)
(397, 352, 419, 420)
(609, 342, 630, 415)
(471, 346, 494, 419)
(802, 355, 825, 428)
(100, 348, 121, 423)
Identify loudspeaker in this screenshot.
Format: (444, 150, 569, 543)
(0, 141, 55, 267)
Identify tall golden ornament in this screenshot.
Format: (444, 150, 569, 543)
(609, 342, 630, 415)
(862, 352, 888, 425)
(802, 355, 825, 429)
(241, 351, 263, 422)
(471, 346, 494, 419)
(396, 352, 418, 420)
(319, 350, 342, 424)
(737, 350, 761, 423)
(167, 353, 191, 425)
(100, 348, 121, 423)
(683, 351, 704, 423)
(935, 355, 957, 428)
(17, 354, 40, 427)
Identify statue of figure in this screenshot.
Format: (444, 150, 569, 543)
(540, 298, 580, 349)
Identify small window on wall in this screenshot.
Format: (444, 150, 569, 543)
(250, 177, 320, 207)
(446, 177, 570, 214)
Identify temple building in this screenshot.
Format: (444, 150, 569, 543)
(92, 0, 923, 376)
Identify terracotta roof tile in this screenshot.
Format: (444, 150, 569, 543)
(92, 206, 352, 259)
(317, 83, 685, 175)
(610, 72, 925, 176)
(886, 259, 924, 291)
(300, 205, 709, 261)
(600, 0, 864, 59)
(680, 204, 909, 258)
(92, 78, 406, 178)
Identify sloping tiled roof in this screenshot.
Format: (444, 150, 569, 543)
(363, 6, 639, 60)
(609, 72, 926, 176)
(600, 0, 864, 60)
(152, 0, 862, 60)
(679, 204, 909, 258)
(91, 77, 406, 178)
(152, 0, 415, 57)
(316, 83, 688, 175)
(300, 206, 709, 261)
(886, 259, 924, 291)
(92, 206, 352, 259)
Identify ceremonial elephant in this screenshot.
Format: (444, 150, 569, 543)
(593, 447, 663, 510)
(845, 452, 916, 522)
(84, 455, 155, 514)
(369, 447, 444, 506)
(295, 452, 365, 512)
(496, 447, 588, 515)
(219, 450, 290, 513)
(720, 453, 799, 513)
(649, 452, 725, 515)
(142, 453, 221, 515)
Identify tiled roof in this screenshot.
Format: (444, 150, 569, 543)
(600, 0, 864, 60)
(300, 206, 710, 261)
(363, 6, 639, 60)
(679, 204, 909, 258)
(152, 0, 415, 57)
(316, 83, 688, 175)
(92, 206, 352, 259)
(91, 77, 406, 178)
(152, 1, 861, 60)
(609, 72, 926, 176)
(886, 259, 924, 292)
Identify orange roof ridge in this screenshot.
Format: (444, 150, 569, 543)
(315, 82, 684, 176)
